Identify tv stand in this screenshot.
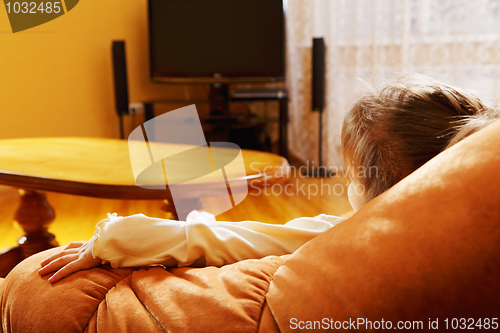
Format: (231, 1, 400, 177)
(209, 82, 230, 116)
(204, 83, 239, 127)
(142, 87, 288, 159)
(229, 88, 288, 159)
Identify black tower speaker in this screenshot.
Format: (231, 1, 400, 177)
(312, 37, 325, 112)
(112, 41, 130, 139)
(303, 37, 333, 177)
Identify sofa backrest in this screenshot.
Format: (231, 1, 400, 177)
(268, 118, 500, 331)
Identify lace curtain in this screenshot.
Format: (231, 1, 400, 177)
(286, 0, 500, 168)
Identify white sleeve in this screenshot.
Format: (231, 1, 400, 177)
(92, 213, 346, 268)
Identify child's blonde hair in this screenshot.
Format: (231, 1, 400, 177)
(446, 108, 500, 148)
(341, 74, 489, 203)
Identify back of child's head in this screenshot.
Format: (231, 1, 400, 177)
(342, 74, 489, 204)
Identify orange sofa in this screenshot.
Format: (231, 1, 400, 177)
(1, 118, 500, 332)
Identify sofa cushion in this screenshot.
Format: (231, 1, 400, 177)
(267, 118, 500, 331)
(0, 248, 285, 333)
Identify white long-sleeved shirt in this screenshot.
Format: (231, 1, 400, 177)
(92, 213, 346, 268)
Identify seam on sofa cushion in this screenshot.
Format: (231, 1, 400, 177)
(84, 269, 137, 332)
(263, 257, 292, 333)
(89, 270, 168, 333)
(254, 256, 287, 333)
(125, 273, 169, 333)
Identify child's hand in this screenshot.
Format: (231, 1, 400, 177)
(38, 236, 101, 284)
(186, 210, 216, 222)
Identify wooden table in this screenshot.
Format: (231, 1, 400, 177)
(0, 137, 288, 277)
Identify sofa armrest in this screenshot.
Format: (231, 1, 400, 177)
(266, 118, 500, 331)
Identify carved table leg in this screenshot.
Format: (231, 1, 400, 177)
(161, 198, 205, 221)
(0, 189, 58, 278)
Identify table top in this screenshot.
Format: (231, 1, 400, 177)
(0, 137, 288, 200)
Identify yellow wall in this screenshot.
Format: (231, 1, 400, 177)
(0, 0, 207, 139)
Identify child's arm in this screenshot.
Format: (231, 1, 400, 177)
(90, 213, 344, 268)
(39, 212, 345, 283)
(38, 210, 214, 283)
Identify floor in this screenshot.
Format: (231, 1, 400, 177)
(0, 173, 353, 251)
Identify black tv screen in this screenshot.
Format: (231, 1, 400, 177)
(148, 0, 285, 83)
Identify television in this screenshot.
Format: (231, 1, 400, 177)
(148, 0, 285, 83)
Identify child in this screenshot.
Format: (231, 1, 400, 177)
(38, 74, 494, 283)
(341, 74, 487, 207)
